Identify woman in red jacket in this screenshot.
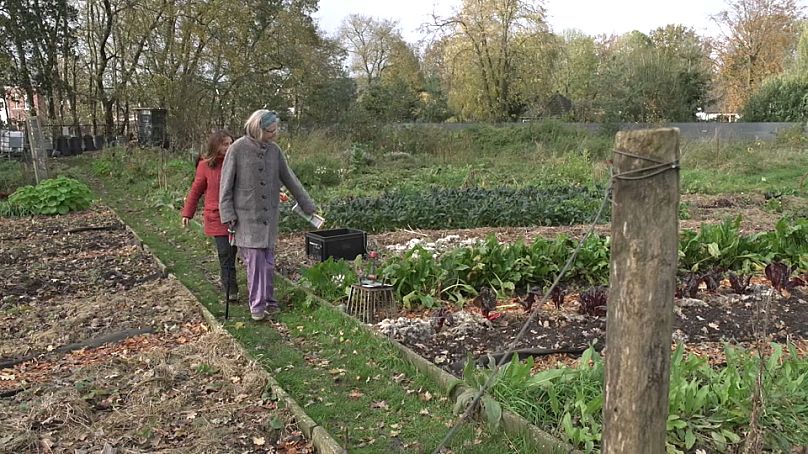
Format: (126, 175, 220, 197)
(181, 130, 238, 301)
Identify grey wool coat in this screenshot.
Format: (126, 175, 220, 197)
(219, 136, 316, 249)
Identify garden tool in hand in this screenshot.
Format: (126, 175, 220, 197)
(228, 224, 236, 246)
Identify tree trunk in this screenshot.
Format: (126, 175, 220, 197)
(602, 128, 680, 454)
(70, 56, 79, 132)
(103, 98, 115, 138)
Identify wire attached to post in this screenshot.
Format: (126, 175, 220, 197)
(434, 148, 677, 452)
(612, 148, 680, 181)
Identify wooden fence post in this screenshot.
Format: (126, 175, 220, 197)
(602, 128, 680, 453)
(26, 116, 50, 183)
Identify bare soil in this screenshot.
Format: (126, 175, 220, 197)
(0, 206, 313, 453)
(390, 284, 808, 376)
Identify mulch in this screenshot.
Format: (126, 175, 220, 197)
(0, 206, 314, 453)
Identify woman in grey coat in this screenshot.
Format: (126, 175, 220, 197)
(219, 109, 317, 320)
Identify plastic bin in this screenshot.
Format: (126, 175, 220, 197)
(305, 228, 367, 261)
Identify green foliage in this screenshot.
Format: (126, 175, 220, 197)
(466, 121, 612, 158)
(453, 356, 504, 430)
(0, 160, 30, 194)
(357, 79, 420, 123)
(759, 217, 808, 270)
(147, 188, 186, 211)
(381, 246, 443, 309)
(742, 74, 808, 121)
(324, 185, 606, 233)
(678, 216, 765, 273)
(379, 234, 608, 308)
(301, 216, 808, 310)
(299, 258, 357, 303)
(491, 343, 808, 452)
(292, 156, 344, 188)
(595, 26, 712, 122)
(4, 176, 92, 216)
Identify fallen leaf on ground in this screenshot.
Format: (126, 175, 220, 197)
(371, 401, 389, 410)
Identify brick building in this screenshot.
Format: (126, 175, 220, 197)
(0, 87, 47, 127)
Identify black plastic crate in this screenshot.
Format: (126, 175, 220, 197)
(305, 228, 367, 261)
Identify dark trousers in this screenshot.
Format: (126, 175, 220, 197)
(213, 236, 238, 295)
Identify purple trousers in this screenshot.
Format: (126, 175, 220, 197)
(239, 247, 277, 315)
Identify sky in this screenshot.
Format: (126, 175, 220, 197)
(313, 0, 730, 44)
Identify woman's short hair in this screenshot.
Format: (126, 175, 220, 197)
(244, 109, 279, 140)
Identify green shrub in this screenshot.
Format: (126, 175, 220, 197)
(147, 188, 186, 211)
(299, 258, 357, 302)
(5, 176, 93, 216)
(291, 156, 344, 188)
(323, 185, 606, 233)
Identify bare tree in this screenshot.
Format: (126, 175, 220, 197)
(338, 14, 401, 88)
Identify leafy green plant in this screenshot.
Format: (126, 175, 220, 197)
(760, 217, 808, 270)
(301, 216, 808, 311)
(299, 258, 357, 302)
(5, 176, 92, 216)
(324, 185, 606, 233)
(147, 188, 186, 210)
(381, 245, 442, 308)
(453, 356, 503, 430)
(678, 216, 765, 273)
(490, 343, 808, 452)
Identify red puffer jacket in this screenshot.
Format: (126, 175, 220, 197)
(181, 156, 228, 237)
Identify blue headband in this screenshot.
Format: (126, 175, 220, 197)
(260, 111, 278, 129)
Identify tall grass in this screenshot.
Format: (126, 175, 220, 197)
(0, 160, 33, 194)
(681, 138, 808, 194)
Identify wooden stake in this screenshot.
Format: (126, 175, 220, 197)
(603, 128, 680, 453)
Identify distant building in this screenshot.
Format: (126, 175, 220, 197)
(544, 93, 574, 118)
(520, 93, 574, 122)
(695, 109, 741, 122)
(1, 87, 47, 127)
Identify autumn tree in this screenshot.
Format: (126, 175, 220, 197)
(713, 0, 804, 112)
(552, 30, 599, 120)
(648, 25, 713, 120)
(338, 14, 401, 89)
(432, 0, 553, 121)
(591, 27, 712, 122)
(742, 22, 808, 121)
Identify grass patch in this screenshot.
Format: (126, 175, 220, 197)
(681, 140, 808, 195)
(0, 159, 34, 194)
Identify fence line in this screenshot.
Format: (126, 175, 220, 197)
(399, 121, 805, 142)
